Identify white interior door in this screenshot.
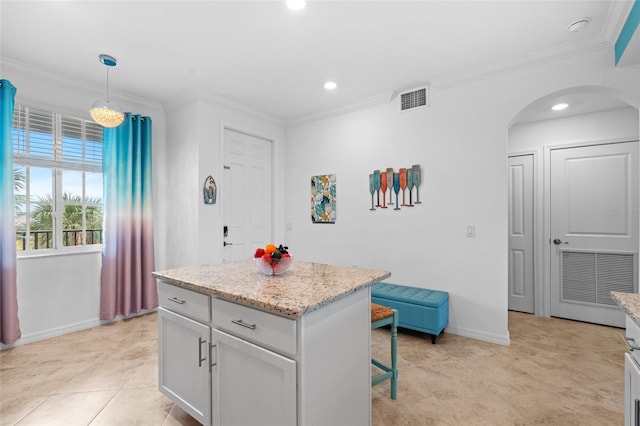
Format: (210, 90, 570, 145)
(508, 154, 534, 313)
(550, 141, 639, 327)
(223, 129, 272, 261)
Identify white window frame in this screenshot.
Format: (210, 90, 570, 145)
(13, 105, 104, 256)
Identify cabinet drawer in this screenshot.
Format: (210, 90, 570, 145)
(158, 281, 210, 323)
(211, 298, 297, 357)
(628, 315, 640, 344)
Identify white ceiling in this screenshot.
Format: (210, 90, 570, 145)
(0, 1, 635, 124)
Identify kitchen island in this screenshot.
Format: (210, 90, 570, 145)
(612, 291, 640, 426)
(612, 292, 640, 327)
(153, 260, 390, 426)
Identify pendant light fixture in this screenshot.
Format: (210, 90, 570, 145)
(90, 54, 125, 128)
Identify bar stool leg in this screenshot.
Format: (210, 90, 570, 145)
(371, 304, 399, 399)
(390, 310, 398, 399)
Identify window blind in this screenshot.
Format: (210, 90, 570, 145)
(12, 107, 54, 159)
(12, 105, 103, 171)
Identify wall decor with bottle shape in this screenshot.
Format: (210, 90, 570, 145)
(368, 165, 421, 211)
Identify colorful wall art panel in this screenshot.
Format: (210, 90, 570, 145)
(369, 165, 421, 211)
(311, 174, 336, 223)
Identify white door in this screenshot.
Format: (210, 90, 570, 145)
(223, 129, 272, 261)
(550, 141, 639, 327)
(508, 154, 534, 313)
(211, 328, 296, 426)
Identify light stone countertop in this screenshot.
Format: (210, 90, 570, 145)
(152, 260, 391, 318)
(611, 291, 640, 326)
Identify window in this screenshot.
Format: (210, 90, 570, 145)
(12, 106, 104, 253)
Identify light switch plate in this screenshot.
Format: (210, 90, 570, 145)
(466, 225, 476, 238)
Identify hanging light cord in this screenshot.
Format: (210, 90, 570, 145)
(105, 65, 111, 100)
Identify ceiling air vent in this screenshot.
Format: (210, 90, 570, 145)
(400, 86, 428, 112)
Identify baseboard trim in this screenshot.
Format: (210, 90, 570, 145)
(1, 309, 157, 350)
(445, 325, 511, 346)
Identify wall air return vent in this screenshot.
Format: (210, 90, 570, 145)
(561, 251, 635, 306)
(400, 86, 429, 112)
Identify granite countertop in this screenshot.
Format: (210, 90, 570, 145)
(611, 291, 640, 326)
(152, 260, 391, 319)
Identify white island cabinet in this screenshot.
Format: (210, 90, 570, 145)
(158, 282, 212, 425)
(611, 292, 640, 426)
(210, 297, 297, 425)
(625, 351, 640, 426)
(625, 313, 640, 426)
(153, 260, 390, 426)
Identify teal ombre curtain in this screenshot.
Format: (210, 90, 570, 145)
(100, 113, 157, 320)
(0, 80, 21, 344)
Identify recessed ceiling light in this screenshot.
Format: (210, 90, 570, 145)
(324, 81, 337, 91)
(552, 103, 569, 111)
(286, 0, 306, 11)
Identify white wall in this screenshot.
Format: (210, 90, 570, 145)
(2, 60, 167, 346)
(15, 252, 101, 341)
(510, 107, 639, 152)
(284, 47, 640, 345)
(162, 90, 286, 269)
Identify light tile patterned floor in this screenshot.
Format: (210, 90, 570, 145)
(0, 311, 625, 425)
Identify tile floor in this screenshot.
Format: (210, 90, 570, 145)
(0, 311, 625, 425)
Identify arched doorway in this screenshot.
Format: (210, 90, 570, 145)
(507, 86, 639, 326)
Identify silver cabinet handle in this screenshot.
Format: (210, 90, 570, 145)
(167, 296, 185, 305)
(198, 337, 206, 367)
(209, 343, 217, 371)
(231, 319, 256, 330)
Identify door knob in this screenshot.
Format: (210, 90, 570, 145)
(223, 241, 233, 247)
(552, 238, 569, 245)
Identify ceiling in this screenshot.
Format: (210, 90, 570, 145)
(0, 1, 635, 124)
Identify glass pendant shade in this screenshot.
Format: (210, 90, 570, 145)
(90, 98, 125, 127)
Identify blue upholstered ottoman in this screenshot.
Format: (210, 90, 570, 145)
(371, 282, 449, 344)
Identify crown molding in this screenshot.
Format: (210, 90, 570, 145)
(1, 57, 164, 113)
(603, 0, 635, 44)
(286, 91, 396, 128)
(163, 88, 284, 127)
(431, 41, 613, 91)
